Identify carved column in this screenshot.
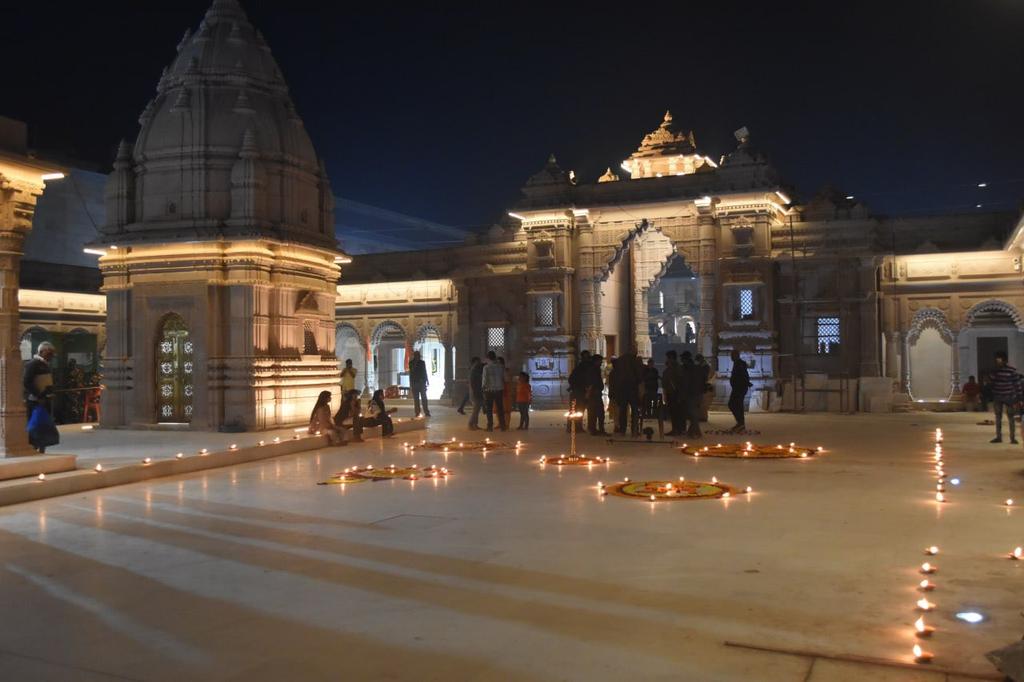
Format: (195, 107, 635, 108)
(696, 208, 718, 358)
(884, 331, 901, 381)
(0, 172, 46, 456)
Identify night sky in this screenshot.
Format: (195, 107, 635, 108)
(2, 1, 1022, 233)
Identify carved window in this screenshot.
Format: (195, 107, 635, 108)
(156, 314, 193, 423)
(816, 317, 841, 355)
(303, 320, 319, 354)
(535, 296, 556, 328)
(739, 289, 754, 319)
(487, 327, 506, 354)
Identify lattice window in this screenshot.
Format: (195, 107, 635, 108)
(535, 296, 556, 327)
(303, 320, 318, 354)
(739, 289, 754, 319)
(487, 327, 506, 353)
(816, 316, 840, 354)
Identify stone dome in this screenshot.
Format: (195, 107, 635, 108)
(101, 0, 336, 250)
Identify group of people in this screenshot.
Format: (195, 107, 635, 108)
(459, 352, 532, 431)
(308, 387, 397, 445)
(566, 347, 753, 438)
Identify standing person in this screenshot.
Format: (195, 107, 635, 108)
(567, 351, 591, 431)
(481, 350, 506, 431)
(340, 359, 358, 395)
(695, 353, 714, 422)
(365, 389, 397, 437)
(681, 352, 704, 438)
(333, 389, 365, 442)
(586, 354, 607, 435)
(728, 349, 753, 433)
(309, 390, 345, 445)
(989, 351, 1022, 444)
(458, 357, 480, 415)
(468, 356, 485, 430)
(516, 371, 532, 430)
(611, 347, 644, 436)
(661, 351, 683, 436)
(409, 350, 430, 418)
(643, 359, 660, 418)
(961, 375, 981, 412)
(500, 358, 514, 428)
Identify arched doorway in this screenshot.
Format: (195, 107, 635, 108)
(370, 321, 407, 394)
(906, 310, 954, 402)
(335, 324, 368, 393)
(960, 300, 1024, 385)
(156, 314, 194, 423)
(414, 326, 446, 400)
(646, 255, 700, 363)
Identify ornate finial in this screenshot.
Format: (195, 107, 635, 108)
(598, 167, 620, 183)
(547, 153, 558, 165)
(663, 110, 673, 124)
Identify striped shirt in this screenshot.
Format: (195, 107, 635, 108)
(990, 364, 1022, 402)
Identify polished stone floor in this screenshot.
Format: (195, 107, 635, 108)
(1, 408, 1020, 681)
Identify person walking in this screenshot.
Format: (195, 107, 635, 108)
(961, 375, 981, 412)
(515, 371, 532, 430)
(586, 354, 607, 435)
(643, 358, 660, 418)
(457, 357, 479, 415)
(23, 341, 57, 453)
(728, 348, 753, 433)
(989, 351, 1022, 444)
(408, 350, 430, 418)
(468, 356, 485, 430)
(309, 390, 345, 445)
(481, 351, 506, 431)
(340, 358, 358, 395)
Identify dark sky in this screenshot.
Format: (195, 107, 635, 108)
(2, 1, 1023, 231)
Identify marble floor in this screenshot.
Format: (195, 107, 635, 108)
(0, 408, 1020, 681)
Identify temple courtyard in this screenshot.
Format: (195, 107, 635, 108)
(0, 409, 1021, 681)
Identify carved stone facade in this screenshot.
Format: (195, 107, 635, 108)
(96, 0, 342, 430)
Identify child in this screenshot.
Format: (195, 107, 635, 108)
(516, 371, 532, 430)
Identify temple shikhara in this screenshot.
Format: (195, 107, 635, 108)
(1, 0, 1022, 440)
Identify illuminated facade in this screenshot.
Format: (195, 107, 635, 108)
(95, 0, 343, 430)
(338, 115, 1023, 411)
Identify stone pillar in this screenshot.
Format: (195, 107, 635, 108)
(634, 288, 651, 358)
(443, 341, 453, 402)
(696, 209, 718, 358)
(0, 173, 45, 457)
(884, 331, 901, 381)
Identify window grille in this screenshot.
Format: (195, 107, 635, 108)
(816, 317, 840, 354)
(487, 327, 506, 353)
(739, 289, 754, 319)
(535, 296, 556, 327)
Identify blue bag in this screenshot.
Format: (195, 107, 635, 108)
(27, 405, 60, 449)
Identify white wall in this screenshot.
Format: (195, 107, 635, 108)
(909, 327, 952, 400)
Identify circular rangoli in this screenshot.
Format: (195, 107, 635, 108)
(318, 464, 450, 485)
(600, 478, 746, 501)
(539, 454, 610, 466)
(408, 438, 520, 452)
(680, 442, 821, 458)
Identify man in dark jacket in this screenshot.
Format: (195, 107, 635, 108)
(728, 349, 753, 433)
(567, 351, 591, 432)
(586, 354, 607, 435)
(611, 348, 644, 436)
(662, 351, 683, 435)
(680, 351, 705, 438)
(642, 359, 660, 418)
(989, 350, 1022, 443)
(23, 341, 56, 421)
(409, 350, 430, 418)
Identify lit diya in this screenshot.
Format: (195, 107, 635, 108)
(540, 454, 610, 466)
(415, 438, 515, 452)
(318, 464, 451, 485)
(600, 478, 746, 501)
(680, 442, 819, 459)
